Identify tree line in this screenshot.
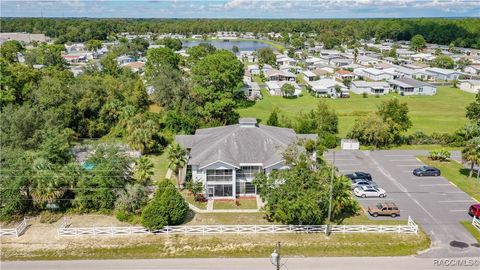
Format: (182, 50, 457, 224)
(1, 18, 480, 48)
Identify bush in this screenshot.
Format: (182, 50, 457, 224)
(428, 149, 451, 161)
(362, 92, 368, 98)
(39, 211, 62, 224)
(141, 180, 189, 230)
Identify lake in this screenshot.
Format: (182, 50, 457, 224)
(182, 40, 272, 51)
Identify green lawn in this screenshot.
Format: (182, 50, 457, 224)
(418, 157, 480, 202)
(238, 87, 475, 137)
(183, 192, 208, 210)
(461, 221, 480, 243)
(146, 151, 170, 182)
(213, 199, 258, 210)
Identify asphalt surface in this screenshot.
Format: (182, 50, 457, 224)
(325, 150, 480, 258)
(3, 257, 480, 270)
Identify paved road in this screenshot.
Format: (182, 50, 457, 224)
(325, 150, 480, 258)
(3, 257, 480, 270)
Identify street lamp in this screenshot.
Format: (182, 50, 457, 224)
(270, 241, 281, 270)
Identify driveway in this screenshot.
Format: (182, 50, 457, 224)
(325, 150, 480, 258)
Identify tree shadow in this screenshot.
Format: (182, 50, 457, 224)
(183, 209, 196, 224)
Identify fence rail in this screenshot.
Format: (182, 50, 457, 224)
(0, 218, 28, 237)
(473, 216, 480, 232)
(58, 216, 418, 236)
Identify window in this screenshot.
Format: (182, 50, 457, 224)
(206, 169, 233, 182)
(210, 184, 233, 197)
(418, 87, 423, 92)
(237, 166, 262, 180)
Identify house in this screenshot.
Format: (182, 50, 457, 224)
(306, 79, 348, 98)
(458, 80, 480, 94)
(122, 61, 145, 73)
(395, 66, 433, 81)
(425, 67, 464, 81)
(117, 55, 135, 65)
(465, 65, 480, 76)
(265, 81, 301, 96)
(242, 80, 262, 99)
(303, 70, 318, 82)
(357, 56, 379, 66)
(335, 69, 355, 81)
(62, 53, 88, 63)
(350, 81, 390, 95)
(247, 64, 261, 75)
(388, 77, 436, 96)
(311, 68, 330, 78)
(175, 118, 317, 198)
(354, 67, 396, 81)
(265, 69, 296, 82)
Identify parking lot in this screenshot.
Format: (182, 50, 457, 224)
(325, 150, 480, 258)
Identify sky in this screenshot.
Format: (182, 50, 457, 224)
(1, 0, 480, 19)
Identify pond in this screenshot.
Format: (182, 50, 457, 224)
(182, 40, 273, 51)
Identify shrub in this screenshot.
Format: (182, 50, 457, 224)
(141, 180, 189, 230)
(39, 211, 62, 224)
(362, 92, 368, 98)
(428, 149, 451, 161)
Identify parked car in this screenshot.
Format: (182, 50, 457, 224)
(413, 166, 441, 176)
(353, 186, 386, 198)
(469, 204, 480, 218)
(368, 202, 400, 218)
(345, 171, 372, 181)
(351, 179, 377, 190)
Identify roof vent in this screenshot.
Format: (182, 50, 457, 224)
(239, 118, 257, 127)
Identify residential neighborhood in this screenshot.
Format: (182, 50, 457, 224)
(1, 2, 480, 270)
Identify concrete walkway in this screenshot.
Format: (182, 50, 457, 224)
(187, 196, 264, 213)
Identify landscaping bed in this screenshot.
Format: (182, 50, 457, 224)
(213, 198, 258, 210)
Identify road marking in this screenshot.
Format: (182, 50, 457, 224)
(439, 200, 475, 203)
(389, 159, 419, 162)
(396, 164, 422, 167)
(449, 210, 466, 212)
(384, 154, 412, 157)
(335, 163, 361, 166)
(325, 158, 356, 161)
(419, 184, 452, 187)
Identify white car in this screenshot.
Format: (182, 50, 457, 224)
(353, 186, 386, 198)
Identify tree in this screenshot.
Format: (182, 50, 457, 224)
(141, 180, 188, 230)
(377, 98, 412, 134)
(24, 44, 66, 68)
(185, 180, 204, 201)
(166, 143, 187, 187)
(281, 83, 295, 97)
(267, 107, 280, 126)
(295, 101, 339, 136)
(150, 66, 190, 110)
(466, 93, 480, 125)
(134, 156, 154, 184)
(457, 57, 472, 71)
(410, 34, 426, 52)
(158, 38, 182, 51)
(462, 137, 480, 178)
(100, 52, 120, 77)
(432, 55, 454, 69)
(253, 147, 358, 225)
(256, 47, 276, 66)
(145, 47, 180, 79)
(29, 158, 68, 207)
(126, 113, 165, 154)
(115, 183, 148, 215)
(347, 113, 395, 148)
(0, 40, 24, 63)
(86, 39, 102, 51)
(232, 45, 239, 54)
(128, 79, 149, 109)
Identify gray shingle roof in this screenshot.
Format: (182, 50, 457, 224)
(176, 123, 317, 169)
(389, 77, 434, 88)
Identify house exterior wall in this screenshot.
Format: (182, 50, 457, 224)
(459, 82, 480, 94)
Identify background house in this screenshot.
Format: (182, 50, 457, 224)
(389, 77, 436, 95)
(350, 81, 390, 95)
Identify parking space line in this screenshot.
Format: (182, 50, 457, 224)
(384, 155, 412, 157)
(389, 159, 419, 162)
(449, 210, 466, 212)
(396, 164, 423, 167)
(326, 159, 356, 161)
(420, 184, 452, 187)
(439, 200, 475, 203)
(335, 163, 361, 166)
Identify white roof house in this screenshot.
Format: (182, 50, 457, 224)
(265, 81, 301, 97)
(354, 67, 396, 81)
(425, 67, 464, 81)
(350, 81, 390, 95)
(389, 77, 436, 96)
(458, 80, 480, 94)
(307, 79, 348, 98)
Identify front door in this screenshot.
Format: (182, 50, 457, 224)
(207, 186, 214, 198)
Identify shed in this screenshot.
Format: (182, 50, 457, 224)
(341, 139, 360, 150)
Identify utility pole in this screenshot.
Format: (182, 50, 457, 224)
(270, 241, 281, 270)
(326, 150, 335, 235)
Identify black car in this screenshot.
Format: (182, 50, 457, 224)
(413, 166, 441, 177)
(345, 171, 372, 181)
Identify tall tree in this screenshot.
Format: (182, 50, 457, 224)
(462, 137, 480, 178)
(466, 92, 480, 125)
(166, 143, 187, 188)
(410, 34, 426, 52)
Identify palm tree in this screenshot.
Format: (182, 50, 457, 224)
(134, 156, 154, 184)
(166, 143, 187, 188)
(29, 158, 67, 207)
(353, 47, 359, 64)
(462, 138, 480, 178)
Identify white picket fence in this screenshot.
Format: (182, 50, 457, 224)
(58, 216, 418, 236)
(0, 218, 29, 237)
(473, 216, 480, 232)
